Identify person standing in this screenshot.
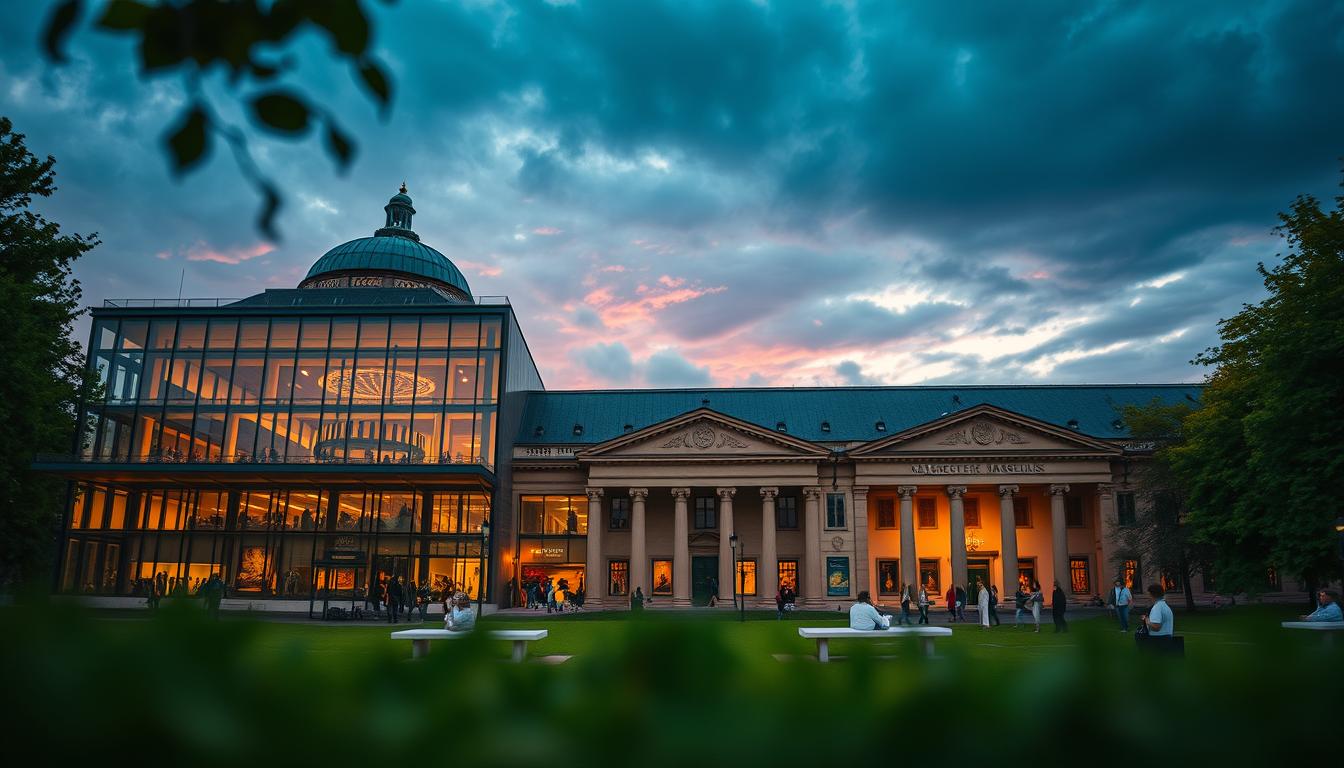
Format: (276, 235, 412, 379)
(417, 582, 430, 621)
(776, 584, 787, 620)
(898, 583, 913, 625)
(1143, 584, 1174, 636)
(385, 576, 404, 624)
(917, 586, 930, 625)
(1051, 580, 1068, 633)
(630, 586, 646, 612)
(545, 578, 557, 614)
(708, 576, 719, 607)
(955, 584, 967, 622)
(1014, 584, 1029, 627)
(945, 585, 958, 622)
(989, 585, 1001, 626)
(201, 573, 225, 620)
(1029, 581, 1044, 633)
(976, 580, 991, 629)
(1111, 579, 1133, 632)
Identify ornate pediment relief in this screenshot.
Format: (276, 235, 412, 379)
(934, 419, 1030, 447)
(850, 405, 1119, 457)
(661, 424, 750, 450)
(578, 409, 830, 461)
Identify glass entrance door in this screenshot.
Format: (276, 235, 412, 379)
(968, 558, 992, 605)
(691, 556, 718, 606)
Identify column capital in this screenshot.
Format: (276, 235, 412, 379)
(1049, 484, 1071, 496)
(998, 484, 1019, 498)
(1095, 483, 1115, 497)
(803, 486, 823, 500)
(759, 487, 779, 501)
(716, 487, 737, 500)
(946, 485, 967, 499)
(670, 487, 691, 499)
(851, 485, 869, 499)
(628, 487, 648, 501)
(896, 485, 918, 499)
(585, 487, 604, 501)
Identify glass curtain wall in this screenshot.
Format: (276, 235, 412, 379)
(80, 314, 502, 468)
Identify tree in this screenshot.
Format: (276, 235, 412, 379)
(1115, 399, 1210, 610)
(0, 117, 98, 588)
(1174, 173, 1344, 601)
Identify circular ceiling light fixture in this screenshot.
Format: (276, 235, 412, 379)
(320, 368, 435, 401)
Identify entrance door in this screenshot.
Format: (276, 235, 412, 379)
(692, 556, 718, 606)
(967, 558, 992, 603)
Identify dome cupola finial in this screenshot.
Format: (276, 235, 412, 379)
(376, 182, 419, 241)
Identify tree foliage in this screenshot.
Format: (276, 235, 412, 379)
(1171, 174, 1344, 595)
(41, 0, 395, 239)
(0, 117, 98, 588)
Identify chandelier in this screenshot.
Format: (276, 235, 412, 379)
(320, 368, 436, 401)
(965, 533, 984, 552)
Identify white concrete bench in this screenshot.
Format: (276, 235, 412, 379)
(798, 626, 953, 662)
(391, 628, 548, 661)
(1281, 621, 1344, 645)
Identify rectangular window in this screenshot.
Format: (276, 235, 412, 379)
(1017, 558, 1037, 591)
(775, 496, 798, 529)
(919, 558, 941, 593)
(1065, 496, 1085, 528)
(777, 560, 798, 593)
(1014, 496, 1031, 527)
(1161, 571, 1183, 592)
(651, 559, 673, 596)
(609, 497, 630, 530)
(1069, 556, 1091, 594)
(825, 493, 846, 529)
(876, 559, 901, 595)
(917, 498, 937, 528)
(735, 559, 757, 596)
(694, 497, 716, 529)
(608, 560, 628, 596)
(1117, 492, 1137, 526)
(1121, 558, 1142, 590)
(1265, 566, 1281, 591)
(875, 498, 896, 529)
(963, 497, 981, 528)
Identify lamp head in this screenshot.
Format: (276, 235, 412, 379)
(728, 533, 738, 550)
(481, 520, 490, 537)
(1335, 516, 1344, 533)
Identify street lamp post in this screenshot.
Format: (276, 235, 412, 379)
(477, 518, 490, 619)
(729, 533, 744, 622)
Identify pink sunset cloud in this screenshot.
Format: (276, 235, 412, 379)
(183, 242, 275, 265)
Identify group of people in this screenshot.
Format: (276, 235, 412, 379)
(138, 571, 226, 618)
(521, 576, 584, 613)
(363, 575, 435, 623)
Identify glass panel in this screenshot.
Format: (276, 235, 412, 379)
(450, 317, 479, 347)
(109, 352, 142, 403)
(736, 559, 757, 596)
(330, 318, 358, 348)
(448, 354, 478, 404)
(388, 351, 419, 405)
(262, 350, 297, 403)
(358, 317, 389, 348)
(413, 411, 442, 464)
(176, 320, 206, 350)
(389, 317, 419, 348)
(167, 355, 202, 402)
(85, 487, 107, 529)
(119, 320, 148, 351)
(238, 319, 270, 349)
(231, 410, 260, 460)
(443, 413, 475, 463)
(608, 560, 629, 596)
(268, 319, 299, 348)
(1069, 557, 1091, 594)
(149, 320, 176, 350)
(200, 356, 234, 403)
(139, 354, 172, 401)
(288, 409, 321, 461)
(351, 349, 388, 403)
(193, 491, 228, 531)
(475, 410, 495, 467)
(293, 356, 327, 405)
(420, 317, 449, 347)
(299, 317, 330, 348)
(376, 492, 417, 533)
(207, 319, 237, 349)
(230, 356, 264, 403)
(476, 351, 499, 404)
(478, 317, 501, 348)
(94, 319, 118, 350)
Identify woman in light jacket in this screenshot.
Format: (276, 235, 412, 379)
(977, 579, 991, 628)
(1029, 581, 1044, 633)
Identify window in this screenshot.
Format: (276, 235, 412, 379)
(608, 560, 629, 596)
(1121, 559, 1142, 590)
(1069, 556, 1091, 594)
(825, 493, 846, 529)
(1117, 492, 1136, 526)
(1013, 496, 1031, 527)
(917, 498, 937, 528)
(518, 495, 586, 535)
(918, 558, 941, 593)
(1065, 496, 1085, 528)
(609, 497, 630, 530)
(778, 560, 798, 593)
(694, 497, 717, 529)
(875, 498, 896, 529)
(1017, 558, 1037, 591)
(734, 559, 757, 596)
(1161, 571, 1183, 592)
(652, 560, 673, 596)
(775, 496, 798, 529)
(963, 497, 980, 528)
(877, 559, 901, 595)
(1264, 565, 1281, 591)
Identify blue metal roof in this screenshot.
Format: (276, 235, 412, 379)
(516, 384, 1203, 445)
(306, 236, 472, 296)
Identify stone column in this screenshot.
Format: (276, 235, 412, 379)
(1096, 483, 1116, 590)
(803, 487, 823, 605)
(671, 487, 691, 607)
(898, 486, 918, 590)
(998, 485, 1019, 594)
(1049, 484, 1071, 596)
(584, 487, 604, 608)
(759, 487, 779, 607)
(852, 486, 870, 599)
(716, 487, 736, 605)
(629, 488, 648, 600)
(947, 486, 968, 592)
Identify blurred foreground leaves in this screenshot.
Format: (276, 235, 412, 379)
(0, 602, 1337, 765)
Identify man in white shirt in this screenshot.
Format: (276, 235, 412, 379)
(849, 591, 889, 630)
(1143, 584, 1173, 636)
(1111, 578, 1134, 632)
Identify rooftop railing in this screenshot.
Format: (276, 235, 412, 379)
(102, 295, 510, 308)
(35, 451, 494, 472)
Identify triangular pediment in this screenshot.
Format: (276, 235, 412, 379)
(849, 404, 1120, 457)
(577, 408, 831, 461)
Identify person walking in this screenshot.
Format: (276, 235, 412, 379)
(201, 573, 225, 620)
(1014, 584, 1028, 627)
(898, 583, 913, 625)
(1111, 579, 1133, 632)
(545, 578, 557, 614)
(385, 575, 404, 624)
(955, 584, 968, 622)
(945, 585, 958, 622)
(917, 585, 930, 625)
(1051, 580, 1068, 633)
(708, 576, 719, 607)
(989, 585, 1001, 626)
(1029, 581, 1044, 633)
(775, 584, 786, 620)
(417, 582, 430, 621)
(976, 579, 990, 628)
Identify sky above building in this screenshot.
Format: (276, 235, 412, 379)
(3, 1, 1341, 390)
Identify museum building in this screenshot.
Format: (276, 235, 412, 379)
(45, 188, 1266, 613)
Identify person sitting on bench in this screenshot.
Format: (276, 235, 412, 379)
(849, 591, 889, 630)
(445, 591, 476, 632)
(1301, 590, 1342, 622)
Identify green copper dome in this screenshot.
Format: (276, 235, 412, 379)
(299, 185, 473, 301)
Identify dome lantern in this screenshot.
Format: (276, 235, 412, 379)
(375, 181, 419, 241)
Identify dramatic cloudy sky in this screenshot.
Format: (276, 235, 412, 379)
(3, 1, 1342, 389)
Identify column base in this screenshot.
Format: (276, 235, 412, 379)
(671, 597, 692, 608)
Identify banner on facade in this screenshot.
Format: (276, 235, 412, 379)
(826, 556, 850, 597)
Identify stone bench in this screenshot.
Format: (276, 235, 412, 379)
(391, 628, 548, 661)
(1281, 621, 1344, 645)
(798, 626, 953, 662)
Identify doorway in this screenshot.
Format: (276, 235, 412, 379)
(968, 558, 993, 596)
(692, 556, 718, 606)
